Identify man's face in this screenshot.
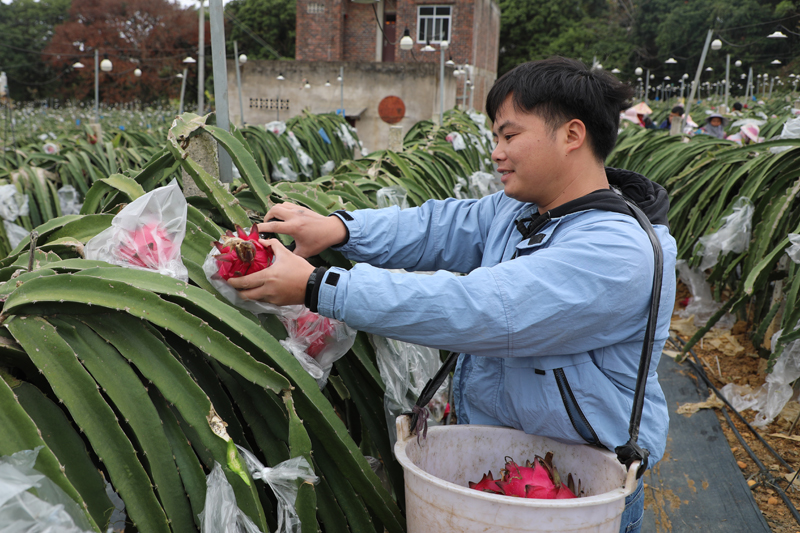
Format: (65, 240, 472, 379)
(491, 97, 562, 204)
(710, 117, 722, 127)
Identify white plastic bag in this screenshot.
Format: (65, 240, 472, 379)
(320, 161, 335, 176)
(202, 250, 304, 318)
(468, 171, 503, 198)
(199, 462, 263, 533)
(376, 186, 409, 209)
(786, 233, 800, 263)
(372, 335, 449, 450)
(235, 446, 318, 533)
(336, 124, 357, 149)
(0, 183, 29, 221)
(721, 383, 761, 412)
(675, 260, 735, 328)
(445, 132, 466, 151)
(85, 179, 188, 281)
(770, 116, 800, 154)
(58, 185, 82, 216)
(0, 447, 93, 533)
(279, 308, 356, 387)
(272, 157, 299, 182)
(265, 121, 286, 136)
(694, 197, 753, 271)
(287, 132, 314, 178)
(750, 330, 800, 428)
(4, 220, 30, 249)
(453, 177, 469, 199)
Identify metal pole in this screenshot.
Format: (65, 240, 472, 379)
(209, 0, 232, 183)
(684, 29, 713, 127)
(644, 69, 650, 103)
(724, 54, 730, 110)
(234, 40, 244, 126)
(769, 76, 774, 98)
(439, 44, 445, 127)
(339, 66, 344, 116)
(179, 68, 188, 114)
(198, 0, 205, 114)
(746, 67, 752, 101)
(94, 49, 99, 122)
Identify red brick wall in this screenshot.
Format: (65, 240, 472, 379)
(343, 3, 378, 62)
(296, 0, 345, 61)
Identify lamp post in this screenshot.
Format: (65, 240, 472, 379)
(94, 51, 113, 123)
(439, 40, 449, 127)
(197, 0, 205, 115)
(179, 57, 196, 115)
(338, 67, 344, 118)
(276, 72, 284, 120)
(684, 29, 714, 128)
(233, 41, 246, 125)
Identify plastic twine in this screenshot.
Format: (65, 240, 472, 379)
(412, 405, 429, 444)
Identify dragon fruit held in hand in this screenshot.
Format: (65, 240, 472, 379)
(213, 224, 274, 280)
(468, 453, 579, 500)
(118, 224, 178, 269)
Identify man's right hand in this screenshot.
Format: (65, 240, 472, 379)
(257, 203, 348, 258)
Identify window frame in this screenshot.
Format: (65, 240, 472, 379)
(416, 5, 452, 44)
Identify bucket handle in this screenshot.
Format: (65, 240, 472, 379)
(408, 196, 663, 481)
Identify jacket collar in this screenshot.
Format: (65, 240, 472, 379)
(515, 168, 670, 240)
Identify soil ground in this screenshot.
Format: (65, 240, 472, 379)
(669, 283, 800, 532)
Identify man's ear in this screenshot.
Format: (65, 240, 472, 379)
(563, 119, 587, 155)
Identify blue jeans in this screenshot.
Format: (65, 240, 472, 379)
(619, 477, 644, 533)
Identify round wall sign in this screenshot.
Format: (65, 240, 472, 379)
(378, 96, 406, 124)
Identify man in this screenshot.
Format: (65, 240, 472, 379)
(659, 105, 684, 129)
(229, 57, 677, 533)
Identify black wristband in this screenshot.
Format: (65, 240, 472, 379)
(305, 267, 328, 313)
(329, 210, 352, 248)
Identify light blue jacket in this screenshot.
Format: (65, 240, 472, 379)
(317, 177, 677, 467)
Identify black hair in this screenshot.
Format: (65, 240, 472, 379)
(671, 105, 684, 115)
(733, 102, 743, 111)
(485, 57, 634, 161)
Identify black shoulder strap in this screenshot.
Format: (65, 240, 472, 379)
(408, 195, 663, 480)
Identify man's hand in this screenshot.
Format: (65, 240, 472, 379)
(258, 203, 347, 258)
(227, 239, 315, 306)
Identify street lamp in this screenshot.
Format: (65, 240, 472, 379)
(178, 56, 195, 115)
(72, 62, 85, 69)
(399, 28, 413, 51)
(768, 31, 788, 39)
(665, 58, 677, 64)
(94, 51, 112, 123)
(134, 68, 142, 78)
(233, 41, 246, 125)
(277, 72, 285, 120)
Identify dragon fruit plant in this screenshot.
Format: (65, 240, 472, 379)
(469, 453, 580, 499)
(213, 223, 275, 279)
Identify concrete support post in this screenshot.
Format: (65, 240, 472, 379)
(388, 126, 403, 152)
(208, 0, 232, 183)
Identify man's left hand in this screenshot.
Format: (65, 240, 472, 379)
(227, 239, 315, 306)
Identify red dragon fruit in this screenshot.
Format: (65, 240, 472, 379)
(117, 224, 177, 269)
(291, 308, 337, 359)
(213, 224, 274, 280)
(468, 454, 578, 500)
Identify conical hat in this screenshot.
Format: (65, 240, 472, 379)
(630, 102, 653, 115)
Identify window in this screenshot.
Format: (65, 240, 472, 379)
(307, 3, 325, 14)
(417, 5, 452, 43)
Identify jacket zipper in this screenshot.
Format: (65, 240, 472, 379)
(553, 368, 604, 448)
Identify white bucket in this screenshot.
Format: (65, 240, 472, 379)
(394, 416, 639, 533)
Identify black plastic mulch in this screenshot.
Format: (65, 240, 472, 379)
(640, 354, 771, 532)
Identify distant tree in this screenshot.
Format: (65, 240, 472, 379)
(497, 0, 633, 76)
(44, 0, 198, 104)
(225, 0, 295, 60)
(0, 0, 71, 101)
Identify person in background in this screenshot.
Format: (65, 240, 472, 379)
(732, 102, 744, 115)
(637, 113, 656, 129)
(696, 113, 727, 139)
(658, 105, 684, 130)
(727, 124, 761, 146)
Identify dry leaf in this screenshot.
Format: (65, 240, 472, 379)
(779, 401, 800, 424)
(769, 433, 800, 443)
(670, 315, 698, 338)
(677, 394, 724, 416)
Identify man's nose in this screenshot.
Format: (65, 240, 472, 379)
(491, 143, 503, 162)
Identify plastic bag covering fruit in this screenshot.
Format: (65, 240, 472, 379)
(85, 179, 188, 281)
(213, 224, 274, 280)
(694, 197, 754, 271)
(279, 308, 356, 388)
(0, 447, 94, 532)
(445, 131, 467, 150)
(468, 454, 579, 500)
(376, 186, 409, 210)
(199, 462, 263, 533)
(235, 445, 318, 533)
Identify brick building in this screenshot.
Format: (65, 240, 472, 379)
(296, 0, 501, 114)
(228, 0, 500, 151)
